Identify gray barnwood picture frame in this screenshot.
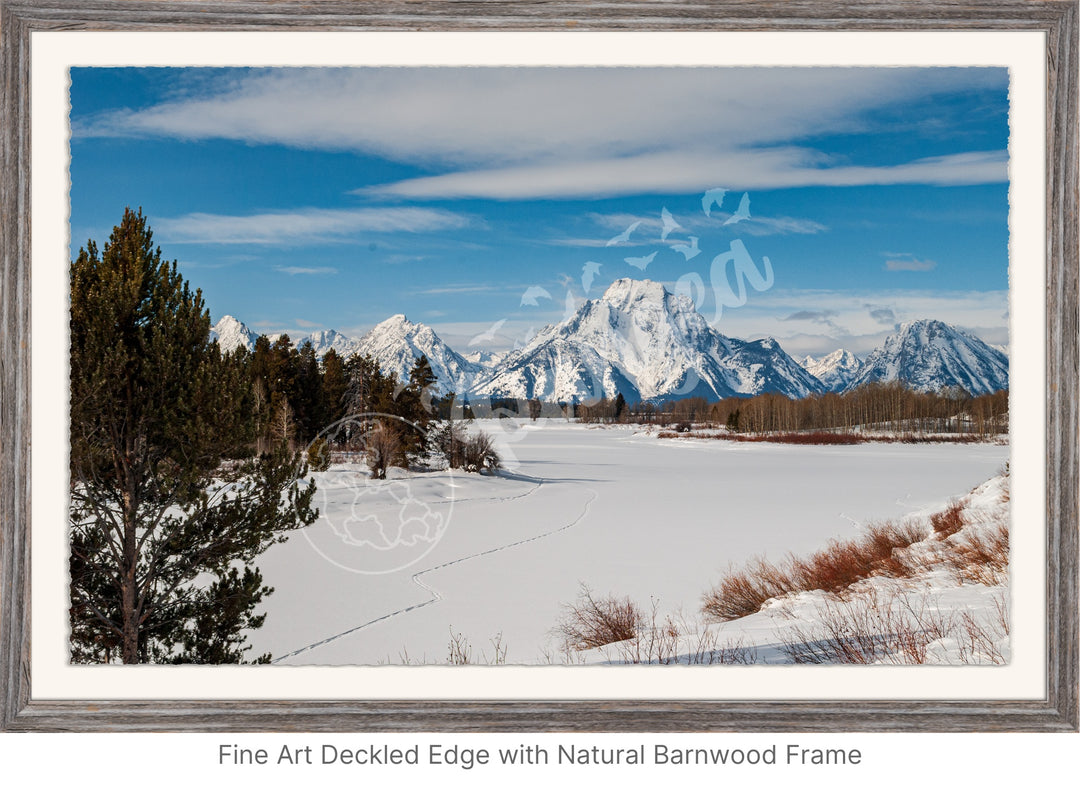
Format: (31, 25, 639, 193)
(1, 0, 1076, 732)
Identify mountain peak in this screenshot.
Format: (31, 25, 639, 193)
(600, 278, 669, 309)
(213, 314, 245, 330)
(897, 318, 951, 335)
(848, 320, 1007, 395)
(357, 314, 478, 395)
(472, 277, 823, 404)
(377, 313, 413, 330)
(802, 348, 864, 392)
(210, 315, 256, 354)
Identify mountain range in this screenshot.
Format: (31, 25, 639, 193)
(211, 278, 1009, 402)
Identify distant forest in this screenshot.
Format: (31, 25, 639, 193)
(574, 385, 1008, 437)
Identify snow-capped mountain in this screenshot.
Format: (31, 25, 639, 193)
(282, 328, 363, 359)
(355, 314, 482, 396)
(845, 319, 1008, 395)
(212, 299, 1008, 404)
(463, 349, 508, 368)
(801, 349, 864, 393)
(210, 315, 256, 354)
(472, 278, 824, 403)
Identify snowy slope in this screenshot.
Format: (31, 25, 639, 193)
(473, 279, 824, 403)
(801, 349, 864, 392)
(209, 315, 257, 354)
(846, 319, 1009, 395)
(355, 314, 483, 395)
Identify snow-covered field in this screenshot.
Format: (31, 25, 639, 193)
(249, 420, 1009, 665)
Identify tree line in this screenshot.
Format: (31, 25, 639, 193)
(572, 384, 1008, 436)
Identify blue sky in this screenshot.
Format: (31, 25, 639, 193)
(69, 67, 1010, 357)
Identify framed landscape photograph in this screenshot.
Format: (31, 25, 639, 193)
(1, 1, 1076, 732)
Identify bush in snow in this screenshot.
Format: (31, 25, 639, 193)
(462, 430, 501, 474)
(702, 519, 927, 622)
(431, 422, 501, 474)
(365, 422, 403, 479)
(555, 584, 643, 651)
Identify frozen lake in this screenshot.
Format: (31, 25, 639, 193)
(249, 421, 1009, 665)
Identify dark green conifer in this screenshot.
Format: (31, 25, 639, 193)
(68, 208, 317, 664)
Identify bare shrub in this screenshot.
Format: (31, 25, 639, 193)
(790, 541, 873, 594)
(564, 600, 760, 665)
(447, 630, 507, 665)
(703, 519, 925, 621)
(462, 430, 502, 474)
(861, 519, 926, 577)
(365, 422, 403, 479)
(446, 626, 472, 664)
(930, 501, 966, 538)
(612, 599, 681, 664)
(556, 584, 643, 651)
(702, 557, 795, 621)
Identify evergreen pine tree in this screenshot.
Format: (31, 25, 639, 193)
(320, 348, 348, 428)
(68, 208, 317, 664)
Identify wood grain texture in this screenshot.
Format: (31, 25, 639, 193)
(1, 0, 1076, 732)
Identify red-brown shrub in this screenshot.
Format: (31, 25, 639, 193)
(703, 519, 926, 621)
(930, 501, 966, 538)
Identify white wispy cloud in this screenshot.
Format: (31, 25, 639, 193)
(276, 266, 338, 275)
(548, 209, 827, 248)
(154, 207, 474, 245)
(885, 258, 937, 273)
(414, 283, 517, 296)
(78, 67, 1008, 200)
(363, 149, 1006, 200)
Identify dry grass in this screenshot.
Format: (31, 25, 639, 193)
(929, 501, 966, 538)
(702, 473, 1011, 624)
(394, 629, 507, 665)
(702, 518, 926, 621)
(658, 431, 984, 445)
(947, 523, 1009, 585)
(779, 587, 1008, 665)
(701, 557, 795, 621)
(555, 590, 758, 665)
